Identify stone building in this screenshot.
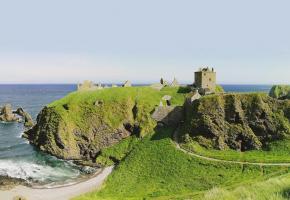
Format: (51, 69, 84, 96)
(194, 67, 216, 93)
(77, 80, 103, 91)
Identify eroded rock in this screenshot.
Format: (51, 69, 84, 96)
(182, 93, 290, 151)
(0, 104, 19, 122)
(14, 108, 34, 127)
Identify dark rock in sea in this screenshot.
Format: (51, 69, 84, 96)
(14, 108, 34, 127)
(0, 176, 28, 190)
(0, 104, 19, 122)
(0, 104, 34, 127)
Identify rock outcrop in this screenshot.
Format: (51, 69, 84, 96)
(0, 104, 34, 127)
(0, 176, 27, 190)
(14, 108, 34, 127)
(182, 93, 290, 151)
(151, 106, 183, 126)
(0, 104, 19, 122)
(23, 105, 134, 164)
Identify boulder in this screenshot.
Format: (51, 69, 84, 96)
(0, 176, 27, 190)
(14, 108, 34, 127)
(0, 104, 19, 122)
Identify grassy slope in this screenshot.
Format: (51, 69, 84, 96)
(49, 86, 186, 137)
(203, 173, 290, 200)
(74, 127, 289, 200)
(182, 139, 290, 163)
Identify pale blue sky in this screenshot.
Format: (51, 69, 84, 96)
(0, 0, 289, 84)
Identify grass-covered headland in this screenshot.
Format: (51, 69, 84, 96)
(23, 85, 290, 199)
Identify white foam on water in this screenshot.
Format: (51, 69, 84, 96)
(0, 160, 80, 183)
(17, 132, 24, 138)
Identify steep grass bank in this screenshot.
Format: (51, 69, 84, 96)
(74, 127, 289, 200)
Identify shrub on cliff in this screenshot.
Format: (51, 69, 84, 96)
(269, 85, 290, 99)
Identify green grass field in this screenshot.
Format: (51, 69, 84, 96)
(74, 127, 290, 200)
(202, 173, 290, 200)
(49, 86, 187, 138)
(181, 139, 290, 163)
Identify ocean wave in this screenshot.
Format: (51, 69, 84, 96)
(0, 160, 81, 183)
(17, 132, 24, 138)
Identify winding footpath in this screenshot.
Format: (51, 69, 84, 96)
(173, 129, 290, 166)
(0, 166, 113, 200)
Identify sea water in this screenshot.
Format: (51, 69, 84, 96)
(0, 84, 272, 185)
(0, 84, 90, 186)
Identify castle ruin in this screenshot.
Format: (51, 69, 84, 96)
(194, 67, 216, 94)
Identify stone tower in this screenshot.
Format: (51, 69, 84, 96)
(194, 67, 216, 93)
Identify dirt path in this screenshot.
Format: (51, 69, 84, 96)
(0, 166, 113, 200)
(173, 129, 290, 166)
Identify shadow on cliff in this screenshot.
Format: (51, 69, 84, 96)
(150, 105, 185, 141)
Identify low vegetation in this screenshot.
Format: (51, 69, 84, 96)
(202, 173, 290, 200)
(269, 85, 290, 99)
(74, 127, 290, 200)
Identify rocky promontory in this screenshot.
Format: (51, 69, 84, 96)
(23, 87, 187, 165)
(181, 93, 290, 151)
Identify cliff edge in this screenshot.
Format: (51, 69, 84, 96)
(23, 87, 187, 165)
(181, 93, 290, 151)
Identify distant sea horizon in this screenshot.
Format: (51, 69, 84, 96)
(0, 83, 274, 93)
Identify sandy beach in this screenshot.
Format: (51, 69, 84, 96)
(0, 166, 113, 200)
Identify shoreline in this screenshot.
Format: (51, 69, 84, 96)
(0, 166, 113, 200)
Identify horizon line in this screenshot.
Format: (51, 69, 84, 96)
(0, 83, 284, 86)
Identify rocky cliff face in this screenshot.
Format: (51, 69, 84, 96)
(23, 87, 186, 165)
(24, 101, 136, 164)
(182, 93, 290, 151)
